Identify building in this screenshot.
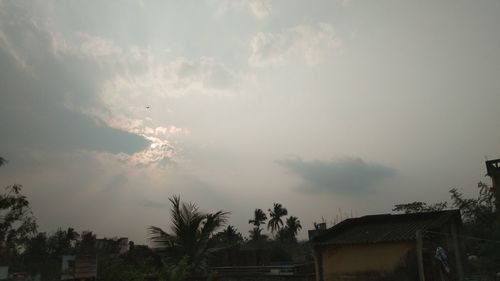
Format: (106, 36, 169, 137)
(61, 255, 97, 281)
(309, 210, 463, 281)
(95, 237, 129, 255)
(485, 158, 500, 211)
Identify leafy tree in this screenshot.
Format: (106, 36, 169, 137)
(0, 185, 38, 262)
(47, 227, 79, 256)
(392, 201, 448, 214)
(395, 180, 499, 274)
(267, 203, 288, 233)
(23, 232, 60, 278)
(78, 230, 97, 254)
(148, 195, 228, 273)
(449, 181, 499, 273)
(449, 181, 495, 224)
(0, 157, 38, 272)
(248, 209, 267, 228)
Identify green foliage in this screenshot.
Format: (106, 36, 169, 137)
(392, 201, 448, 214)
(0, 158, 38, 262)
(449, 181, 495, 224)
(395, 180, 500, 274)
(47, 227, 79, 256)
(78, 230, 97, 254)
(162, 256, 192, 281)
(98, 256, 152, 281)
(449, 182, 499, 273)
(148, 195, 228, 273)
(0, 185, 38, 263)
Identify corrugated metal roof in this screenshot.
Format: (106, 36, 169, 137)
(311, 210, 461, 245)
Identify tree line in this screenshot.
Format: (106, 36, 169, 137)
(0, 157, 308, 280)
(1, 156, 499, 279)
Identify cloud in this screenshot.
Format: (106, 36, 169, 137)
(100, 56, 243, 100)
(276, 157, 396, 194)
(0, 2, 245, 166)
(247, 0, 271, 19)
(212, 0, 271, 19)
(0, 22, 149, 156)
(248, 23, 341, 67)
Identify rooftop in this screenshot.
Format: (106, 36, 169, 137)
(310, 210, 461, 245)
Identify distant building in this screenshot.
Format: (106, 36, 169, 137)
(485, 158, 500, 211)
(309, 210, 463, 281)
(308, 222, 327, 240)
(61, 255, 97, 281)
(117, 237, 129, 255)
(95, 237, 128, 255)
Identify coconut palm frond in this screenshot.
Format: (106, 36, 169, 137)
(149, 195, 228, 273)
(148, 226, 174, 249)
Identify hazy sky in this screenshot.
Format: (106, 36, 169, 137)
(1, 0, 499, 243)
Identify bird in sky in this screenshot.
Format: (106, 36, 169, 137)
(146, 106, 150, 109)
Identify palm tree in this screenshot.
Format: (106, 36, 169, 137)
(267, 203, 288, 233)
(248, 227, 267, 242)
(285, 216, 302, 237)
(277, 216, 302, 243)
(148, 195, 228, 271)
(285, 216, 302, 242)
(248, 209, 267, 227)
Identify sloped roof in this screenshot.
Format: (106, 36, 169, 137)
(310, 210, 461, 245)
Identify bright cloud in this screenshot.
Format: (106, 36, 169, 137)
(247, 0, 271, 19)
(249, 23, 341, 67)
(212, 0, 271, 19)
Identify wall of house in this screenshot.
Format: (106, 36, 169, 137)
(321, 242, 415, 281)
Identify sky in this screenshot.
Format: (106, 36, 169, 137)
(0, 0, 499, 243)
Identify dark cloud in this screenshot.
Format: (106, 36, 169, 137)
(276, 157, 396, 194)
(0, 5, 148, 155)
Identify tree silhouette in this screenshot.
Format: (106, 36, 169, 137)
(277, 216, 302, 243)
(267, 203, 288, 234)
(248, 209, 267, 227)
(214, 225, 242, 245)
(148, 195, 228, 272)
(248, 227, 267, 242)
(0, 158, 38, 263)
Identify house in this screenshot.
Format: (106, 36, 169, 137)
(61, 255, 97, 281)
(309, 210, 463, 281)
